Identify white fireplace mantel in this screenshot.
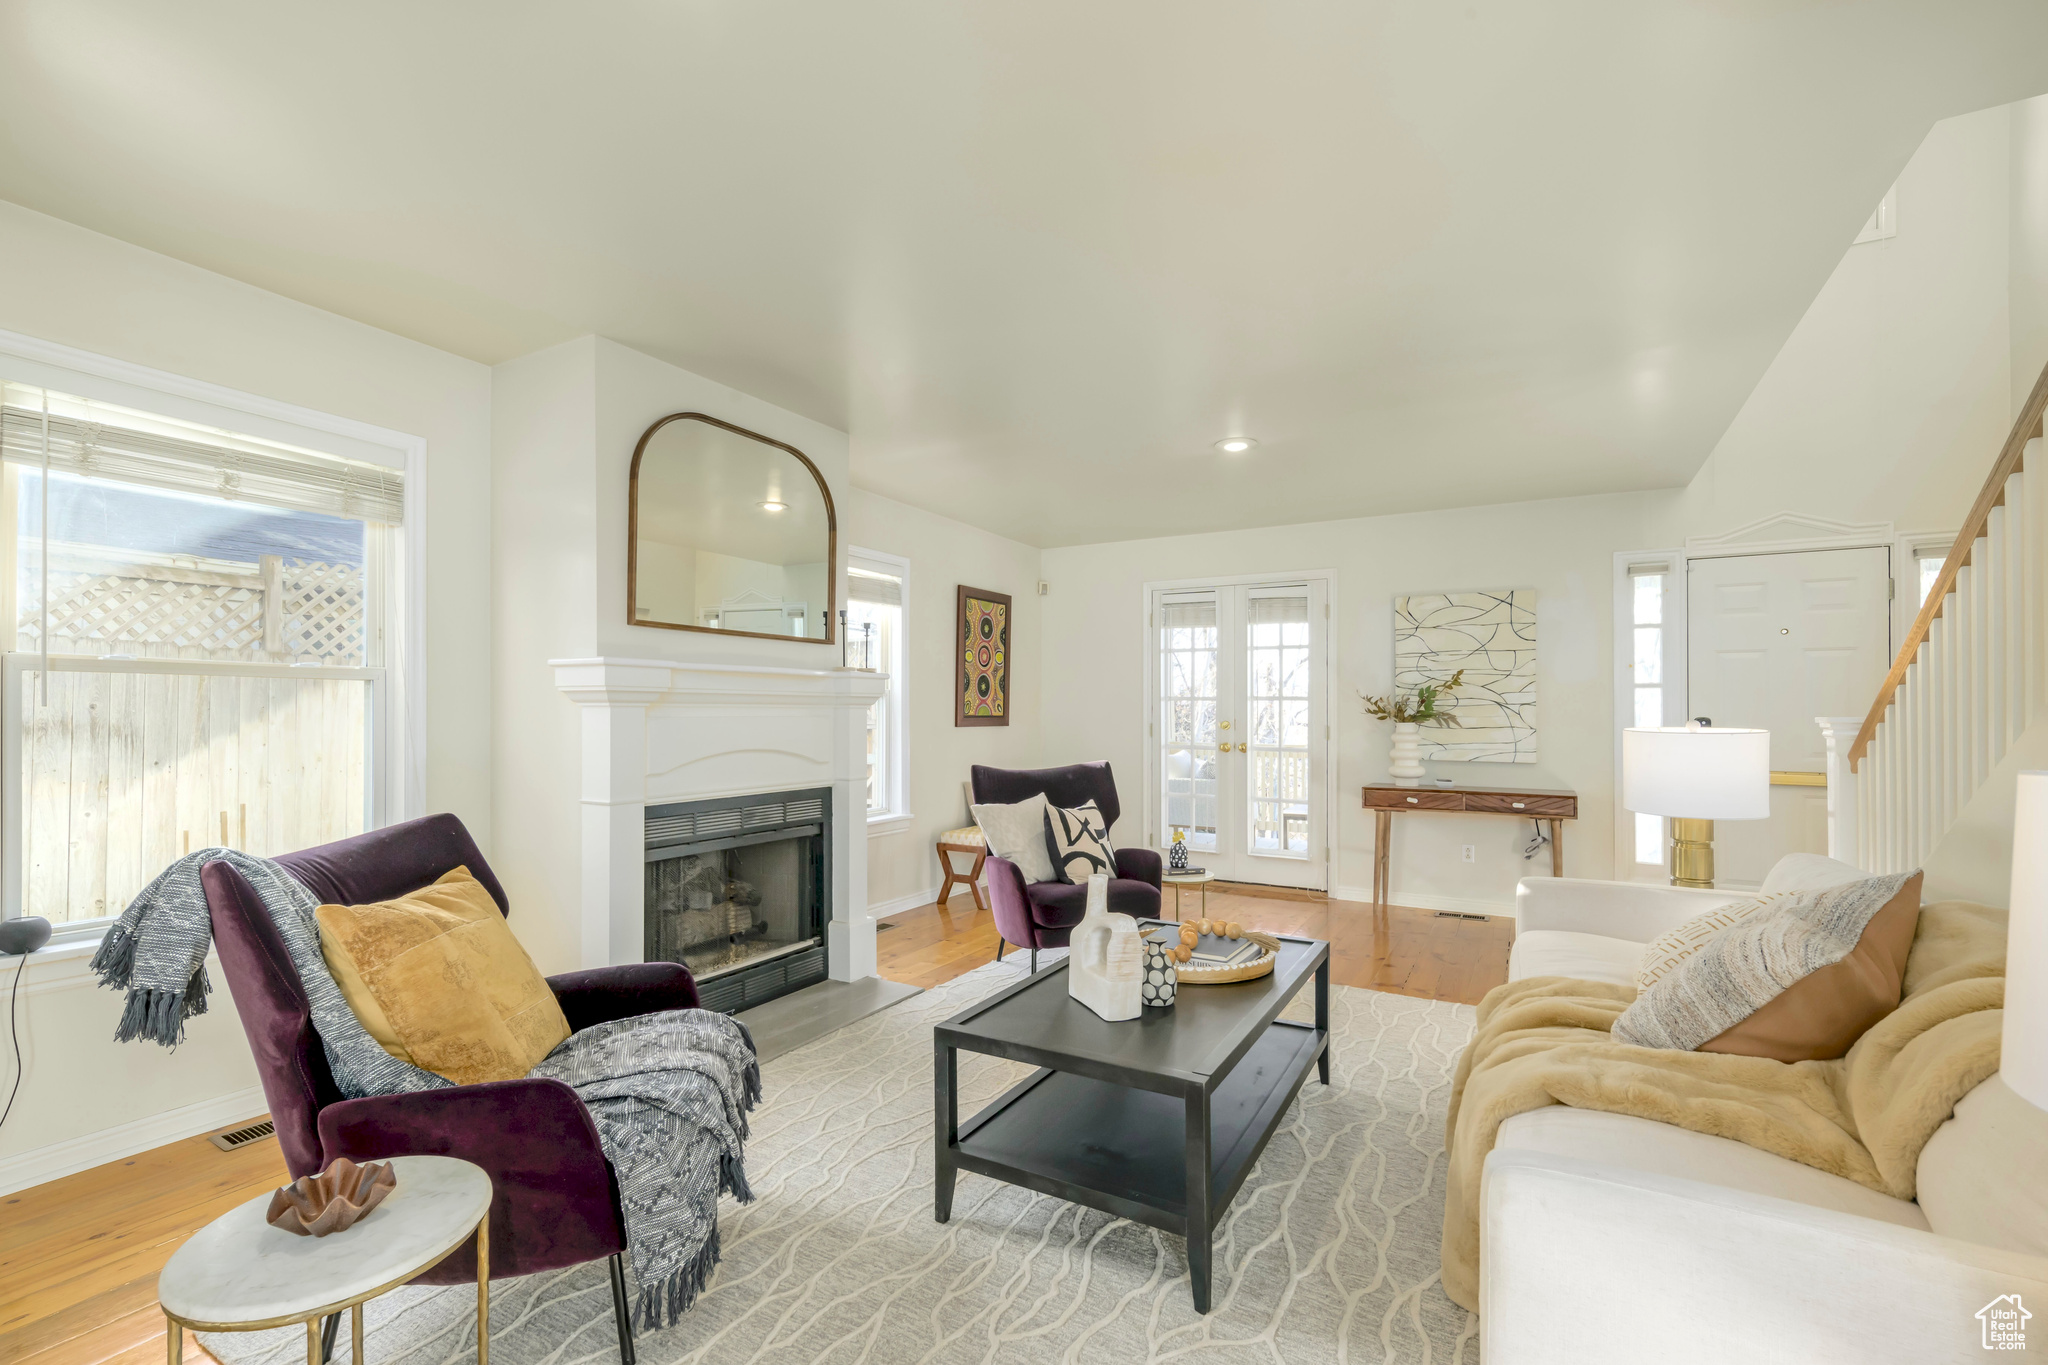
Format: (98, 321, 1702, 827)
(551, 657, 889, 979)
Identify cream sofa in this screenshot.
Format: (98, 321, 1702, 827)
(1481, 854, 2048, 1364)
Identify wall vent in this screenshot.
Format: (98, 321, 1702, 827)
(208, 1119, 276, 1152)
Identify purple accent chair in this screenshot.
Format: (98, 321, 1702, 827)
(201, 813, 691, 1364)
(970, 762, 1162, 972)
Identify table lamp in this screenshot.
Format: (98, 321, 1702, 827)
(1623, 719, 1771, 888)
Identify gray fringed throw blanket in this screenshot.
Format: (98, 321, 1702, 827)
(91, 848, 759, 1329)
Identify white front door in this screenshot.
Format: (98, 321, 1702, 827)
(1686, 546, 1893, 887)
(1153, 579, 1330, 888)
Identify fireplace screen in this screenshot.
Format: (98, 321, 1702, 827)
(644, 788, 829, 1012)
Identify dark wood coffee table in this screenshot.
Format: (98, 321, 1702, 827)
(933, 926, 1331, 1313)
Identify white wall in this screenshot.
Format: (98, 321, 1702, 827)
(489, 337, 856, 976)
(1039, 492, 1670, 912)
(843, 489, 1045, 913)
(1679, 105, 2018, 540)
(0, 202, 494, 1182)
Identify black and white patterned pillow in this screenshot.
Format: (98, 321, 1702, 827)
(1044, 800, 1118, 885)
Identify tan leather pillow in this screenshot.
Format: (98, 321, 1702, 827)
(1699, 870, 1923, 1062)
(316, 867, 570, 1085)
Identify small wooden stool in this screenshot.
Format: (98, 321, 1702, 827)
(935, 825, 987, 911)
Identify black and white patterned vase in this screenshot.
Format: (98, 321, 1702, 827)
(1168, 839, 1189, 873)
(1141, 941, 1177, 1007)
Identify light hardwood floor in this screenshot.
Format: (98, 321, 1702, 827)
(11, 887, 1510, 1365)
(3, 1130, 286, 1365)
(878, 887, 1516, 1006)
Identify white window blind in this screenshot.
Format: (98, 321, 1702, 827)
(1, 389, 403, 524)
(847, 567, 902, 606)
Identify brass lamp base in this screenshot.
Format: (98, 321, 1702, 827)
(1669, 817, 1715, 888)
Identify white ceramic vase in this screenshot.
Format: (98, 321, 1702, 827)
(1389, 721, 1425, 786)
(1067, 875, 1142, 1021)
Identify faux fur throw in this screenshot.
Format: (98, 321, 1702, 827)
(93, 849, 760, 1329)
(1612, 870, 1916, 1050)
(1439, 900, 2005, 1311)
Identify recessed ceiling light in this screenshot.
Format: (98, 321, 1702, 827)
(1215, 438, 1257, 454)
(761, 499, 787, 512)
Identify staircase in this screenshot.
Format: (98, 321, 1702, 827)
(1825, 362, 2048, 873)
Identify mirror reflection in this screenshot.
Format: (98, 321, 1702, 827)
(629, 414, 836, 640)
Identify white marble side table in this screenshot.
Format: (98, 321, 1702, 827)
(158, 1155, 493, 1365)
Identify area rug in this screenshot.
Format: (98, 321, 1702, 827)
(202, 956, 1480, 1365)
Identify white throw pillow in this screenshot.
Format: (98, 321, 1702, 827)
(1045, 800, 1118, 884)
(1635, 892, 1791, 992)
(972, 793, 1057, 883)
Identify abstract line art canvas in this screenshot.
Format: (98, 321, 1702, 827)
(1393, 589, 1536, 763)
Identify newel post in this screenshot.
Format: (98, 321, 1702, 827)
(1815, 716, 1863, 868)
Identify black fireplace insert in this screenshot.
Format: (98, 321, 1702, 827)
(643, 787, 831, 1013)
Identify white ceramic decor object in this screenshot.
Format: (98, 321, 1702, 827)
(1389, 721, 1425, 786)
(1067, 875, 1142, 1021)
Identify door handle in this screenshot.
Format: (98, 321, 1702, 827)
(1217, 743, 1230, 753)
(1237, 742, 1247, 753)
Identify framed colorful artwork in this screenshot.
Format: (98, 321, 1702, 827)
(956, 585, 1012, 727)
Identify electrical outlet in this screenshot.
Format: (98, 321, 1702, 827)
(1460, 844, 1476, 864)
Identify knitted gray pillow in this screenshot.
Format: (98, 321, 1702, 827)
(1611, 870, 1916, 1052)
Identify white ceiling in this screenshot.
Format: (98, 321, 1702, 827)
(1, 3, 2045, 547)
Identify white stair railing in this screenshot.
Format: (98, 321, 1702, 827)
(1831, 361, 2048, 872)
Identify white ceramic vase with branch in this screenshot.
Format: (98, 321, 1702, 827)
(1361, 670, 1465, 788)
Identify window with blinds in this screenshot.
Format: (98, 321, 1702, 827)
(5, 382, 402, 933)
(1, 385, 404, 523)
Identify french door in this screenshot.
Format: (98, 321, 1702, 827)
(1151, 578, 1330, 889)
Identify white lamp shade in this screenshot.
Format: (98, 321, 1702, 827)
(1622, 726, 1771, 820)
(2006, 772, 2048, 1112)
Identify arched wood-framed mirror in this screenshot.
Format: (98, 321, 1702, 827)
(628, 412, 837, 643)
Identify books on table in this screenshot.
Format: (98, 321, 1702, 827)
(1142, 927, 1264, 967)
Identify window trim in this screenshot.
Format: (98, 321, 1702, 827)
(1612, 552, 1685, 883)
(0, 327, 425, 940)
(848, 545, 911, 832)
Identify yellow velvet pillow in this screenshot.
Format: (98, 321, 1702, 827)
(316, 867, 570, 1085)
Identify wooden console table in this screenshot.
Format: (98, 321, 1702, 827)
(1362, 784, 1579, 912)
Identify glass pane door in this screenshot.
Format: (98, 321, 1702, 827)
(1151, 580, 1327, 888)
(1157, 592, 1221, 857)
(1246, 591, 1312, 856)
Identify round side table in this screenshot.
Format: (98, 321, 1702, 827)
(159, 1155, 493, 1365)
(1160, 869, 1215, 922)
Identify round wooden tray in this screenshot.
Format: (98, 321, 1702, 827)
(1174, 930, 1281, 984)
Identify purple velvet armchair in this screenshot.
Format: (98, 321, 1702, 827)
(201, 813, 691, 1364)
(970, 762, 1162, 972)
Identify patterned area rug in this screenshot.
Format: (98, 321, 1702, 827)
(202, 955, 1479, 1365)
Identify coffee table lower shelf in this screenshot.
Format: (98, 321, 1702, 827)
(941, 1018, 1326, 1311)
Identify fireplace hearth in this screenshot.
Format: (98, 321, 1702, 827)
(644, 788, 830, 1013)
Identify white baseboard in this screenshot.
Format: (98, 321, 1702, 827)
(0, 1084, 270, 1196)
(870, 880, 990, 919)
(1331, 885, 1514, 919)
